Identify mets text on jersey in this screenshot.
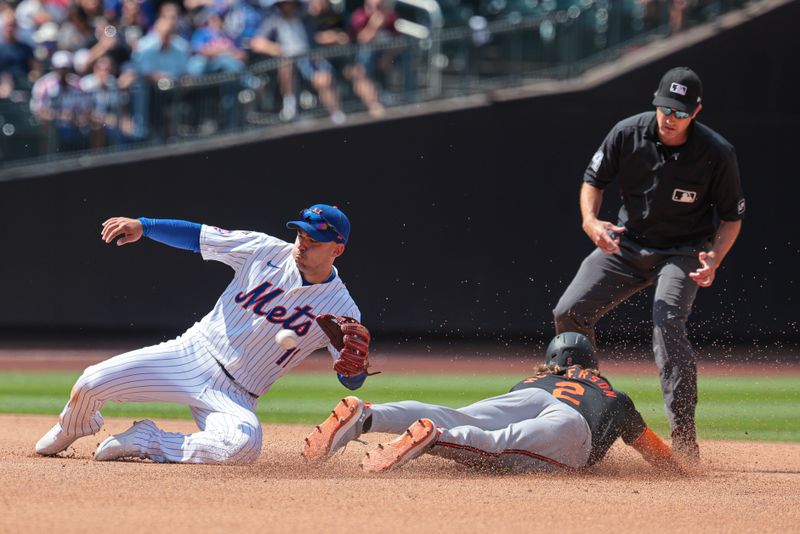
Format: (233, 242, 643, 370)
(235, 281, 316, 336)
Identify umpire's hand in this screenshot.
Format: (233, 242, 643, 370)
(583, 218, 625, 254)
(689, 251, 717, 288)
(101, 217, 143, 246)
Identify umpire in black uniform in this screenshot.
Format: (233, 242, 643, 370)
(553, 67, 745, 462)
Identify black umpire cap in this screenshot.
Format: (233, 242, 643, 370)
(652, 67, 703, 113)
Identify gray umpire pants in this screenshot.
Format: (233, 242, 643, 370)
(552, 236, 703, 441)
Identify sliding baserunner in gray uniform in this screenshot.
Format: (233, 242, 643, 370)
(302, 333, 682, 473)
(553, 67, 745, 462)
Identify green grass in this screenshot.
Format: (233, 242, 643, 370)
(2, 372, 798, 442)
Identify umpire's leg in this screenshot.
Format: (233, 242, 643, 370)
(553, 246, 650, 343)
(652, 255, 701, 459)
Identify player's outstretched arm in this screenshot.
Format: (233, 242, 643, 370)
(101, 217, 202, 252)
(630, 426, 683, 472)
(102, 217, 144, 246)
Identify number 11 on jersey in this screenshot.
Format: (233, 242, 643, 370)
(276, 348, 299, 367)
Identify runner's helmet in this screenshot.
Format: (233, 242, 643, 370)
(545, 332, 597, 369)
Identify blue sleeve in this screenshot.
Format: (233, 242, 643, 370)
(337, 372, 367, 390)
(139, 218, 202, 253)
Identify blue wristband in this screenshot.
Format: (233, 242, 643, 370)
(337, 372, 367, 390)
(139, 218, 202, 253)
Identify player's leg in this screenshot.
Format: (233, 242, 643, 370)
(302, 396, 450, 463)
(361, 418, 438, 472)
(368, 400, 480, 434)
(36, 335, 215, 456)
(303, 396, 369, 463)
(303, 389, 566, 464)
(370, 388, 566, 434)
(363, 390, 592, 472)
(303, 392, 528, 464)
(438, 390, 592, 470)
(652, 254, 701, 461)
(553, 244, 652, 343)
(430, 400, 591, 471)
(95, 368, 262, 464)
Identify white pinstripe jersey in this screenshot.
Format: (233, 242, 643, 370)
(184, 225, 360, 397)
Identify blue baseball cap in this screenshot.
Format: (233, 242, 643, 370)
(286, 204, 350, 244)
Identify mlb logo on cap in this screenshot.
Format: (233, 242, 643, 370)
(653, 67, 703, 113)
(669, 82, 688, 96)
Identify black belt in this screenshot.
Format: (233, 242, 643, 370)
(213, 358, 259, 399)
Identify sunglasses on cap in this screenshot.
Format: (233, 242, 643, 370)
(658, 106, 692, 119)
(299, 208, 344, 241)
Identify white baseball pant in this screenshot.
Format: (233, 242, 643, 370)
(57, 333, 262, 463)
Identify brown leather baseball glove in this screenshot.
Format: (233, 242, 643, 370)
(315, 314, 371, 377)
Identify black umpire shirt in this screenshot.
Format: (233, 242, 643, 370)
(584, 112, 745, 249)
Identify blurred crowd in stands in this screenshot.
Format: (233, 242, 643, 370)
(0, 0, 406, 150)
(0, 0, 743, 154)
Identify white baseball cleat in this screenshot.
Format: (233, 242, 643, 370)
(302, 396, 366, 463)
(361, 418, 438, 473)
(94, 420, 156, 461)
(35, 423, 79, 456)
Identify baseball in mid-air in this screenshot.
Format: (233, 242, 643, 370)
(275, 329, 300, 350)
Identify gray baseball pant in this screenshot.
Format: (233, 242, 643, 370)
(368, 389, 592, 471)
(552, 237, 702, 441)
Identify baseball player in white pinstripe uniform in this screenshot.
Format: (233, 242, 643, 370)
(35, 204, 370, 464)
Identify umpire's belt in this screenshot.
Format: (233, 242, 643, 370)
(212, 357, 259, 399)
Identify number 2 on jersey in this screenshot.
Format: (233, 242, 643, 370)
(553, 381, 585, 406)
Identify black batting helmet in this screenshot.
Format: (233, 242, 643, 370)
(545, 332, 597, 369)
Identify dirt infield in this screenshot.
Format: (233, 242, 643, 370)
(2, 415, 799, 534)
(2, 345, 799, 533)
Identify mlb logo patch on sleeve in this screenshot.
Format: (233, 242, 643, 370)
(672, 189, 697, 203)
